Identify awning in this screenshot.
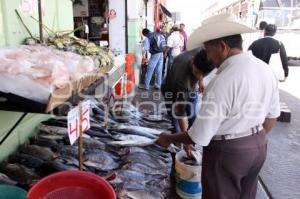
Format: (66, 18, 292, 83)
(160, 4, 172, 18)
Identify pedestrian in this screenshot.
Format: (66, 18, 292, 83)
(156, 13, 280, 199)
(180, 23, 188, 51)
(249, 24, 289, 81)
(258, 21, 268, 38)
(165, 24, 184, 73)
(140, 28, 166, 90)
(160, 25, 170, 78)
(161, 48, 215, 155)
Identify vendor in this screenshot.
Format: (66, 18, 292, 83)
(161, 48, 214, 156)
(156, 13, 280, 199)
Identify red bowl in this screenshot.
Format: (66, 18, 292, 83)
(27, 170, 116, 199)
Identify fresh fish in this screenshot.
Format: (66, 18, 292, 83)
(41, 158, 78, 174)
(110, 170, 148, 188)
(112, 124, 164, 136)
(73, 137, 105, 150)
(91, 105, 114, 120)
(111, 108, 140, 121)
(0, 163, 39, 186)
(30, 137, 61, 152)
(8, 153, 44, 169)
(41, 119, 67, 128)
(122, 163, 168, 176)
(59, 146, 84, 157)
(108, 135, 155, 147)
(141, 114, 170, 123)
(85, 128, 112, 139)
(122, 152, 167, 169)
(61, 156, 80, 167)
(118, 189, 165, 199)
(118, 147, 171, 163)
(84, 150, 119, 171)
(111, 170, 168, 192)
(38, 134, 64, 141)
(20, 145, 58, 161)
(62, 134, 91, 145)
(92, 115, 117, 125)
(0, 172, 17, 185)
(38, 124, 68, 135)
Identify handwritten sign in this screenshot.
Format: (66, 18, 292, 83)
(67, 106, 80, 145)
(67, 101, 90, 145)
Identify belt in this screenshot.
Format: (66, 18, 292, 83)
(212, 125, 264, 141)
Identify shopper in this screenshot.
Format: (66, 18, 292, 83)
(249, 24, 289, 81)
(140, 28, 166, 90)
(165, 25, 184, 73)
(156, 13, 280, 199)
(161, 48, 214, 155)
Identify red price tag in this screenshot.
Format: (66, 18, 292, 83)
(67, 101, 91, 145)
(67, 107, 80, 145)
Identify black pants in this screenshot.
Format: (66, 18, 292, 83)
(202, 131, 267, 199)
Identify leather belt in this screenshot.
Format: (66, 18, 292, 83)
(212, 125, 264, 141)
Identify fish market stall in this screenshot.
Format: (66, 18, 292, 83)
(0, 100, 175, 198)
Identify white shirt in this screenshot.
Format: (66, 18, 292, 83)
(188, 52, 280, 146)
(167, 31, 184, 57)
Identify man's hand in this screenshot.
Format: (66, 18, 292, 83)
(198, 79, 205, 93)
(184, 144, 195, 157)
(279, 77, 287, 82)
(156, 132, 173, 148)
(141, 57, 148, 65)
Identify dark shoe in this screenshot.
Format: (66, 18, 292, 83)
(154, 86, 160, 90)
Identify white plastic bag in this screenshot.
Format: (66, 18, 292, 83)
(269, 52, 285, 81)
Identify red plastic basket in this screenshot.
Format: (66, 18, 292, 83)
(27, 171, 116, 199)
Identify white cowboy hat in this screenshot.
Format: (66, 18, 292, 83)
(187, 13, 257, 50)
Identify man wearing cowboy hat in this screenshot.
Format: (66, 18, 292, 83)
(156, 13, 280, 199)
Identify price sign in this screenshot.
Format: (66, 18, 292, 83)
(67, 106, 80, 145)
(67, 101, 91, 145)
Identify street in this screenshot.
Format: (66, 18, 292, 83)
(258, 66, 300, 199)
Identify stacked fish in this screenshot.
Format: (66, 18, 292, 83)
(0, 100, 174, 198)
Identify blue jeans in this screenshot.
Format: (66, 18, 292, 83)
(144, 52, 164, 89)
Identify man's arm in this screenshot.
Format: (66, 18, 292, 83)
(143, 37, 150, 53)
(156, 131, 195, 148)
(164, 47, 170, 57)
(175, 103, 188, 132)
(263, 118, 277, 133)
(279, 43, 289, 77)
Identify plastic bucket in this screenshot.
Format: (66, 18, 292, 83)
(175, 150, 202, 199)
(27, 170, 116, 199)
(0, 185, 27, 199)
